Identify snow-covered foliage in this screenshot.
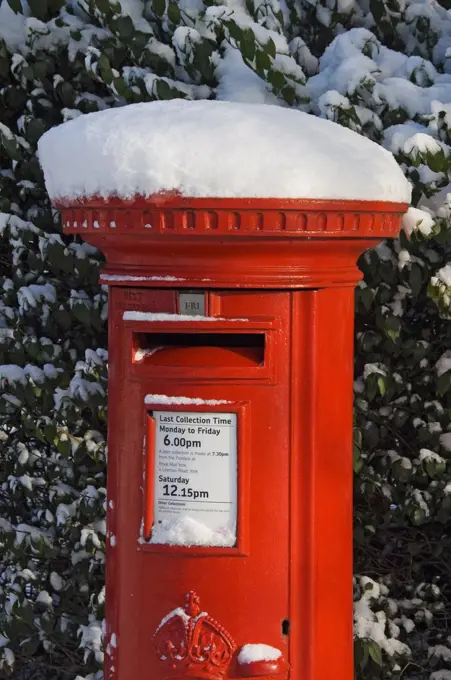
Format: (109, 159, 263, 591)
(0, 0, 451, 679)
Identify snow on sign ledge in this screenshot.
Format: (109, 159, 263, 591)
(149, 517, 236, 548)
(144, 394, 231, 406)
(38, 99, 411, 204)
(123, 311, 248, 322)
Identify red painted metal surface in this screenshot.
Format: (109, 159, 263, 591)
(53, 194, 407, 680)
(237, 658, 288, 678)
(57, 195, 407, 288)
(152, 591, 237, 679)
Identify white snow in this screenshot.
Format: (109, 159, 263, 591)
(429, 645, 451, 662)
(436, 265, 451, 287)
(54, 375, 105, 410)
(38, 100, 411, 203)
(154, 603, 208, 635)
(419, 449, 445, 464)
(363, 363, 387, 379)
(440, 433, 451, 450)
(402, 207, 434, 237)
(135, 347, 162, 361)
(436, 351, 451, 376)
(149, 516, 236, 547)
(431, 673, 451, 680)
(237, 644, 282, 664)
(155, 608, 190, 633)
(100, 274, 183, 282)
(215, 45, 278, 105)
(36, 590, 53, 607)
(50, 572, 64, 591)
(0, 365, 27, 385)
(354, 577, 411, 657)
(144, 394, 231, 406)
(0, 3, 27, 53)
(2, 649, 15, 667)
(78, 618, 104, 664)
(18, 474, 32, 491)
(123, 311, 247, 322)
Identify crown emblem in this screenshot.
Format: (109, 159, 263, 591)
(152, 591, 236, 680)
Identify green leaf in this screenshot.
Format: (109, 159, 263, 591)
(282, 85, 296, 105)
(98, 53, 113, 85)
(384, 315, 401, 341)
(355, 638, 369, 669)
(255, 49, 271, 74)
(167, 1, 181, 24)
(72, 303, 92, 327)
(1, 134, 22, 161)
(95, 0, 111, 13)
(426, 150, 447, 173)
(112, 76, 128, 97)
(17, 602, 34, 625)
(353, 442, 363, 472)
(56, 436, 71, 457)
(6, 0, 23, 14)
(368, 641, 383, 666)
(70, 28, 82, 41)
(392, 459, 412, 482)
(363, 422, 379, 449)
(155, 79, 174, 100)
(115, 16, 134, 38)
(437, 371, 451, 396)
(409, 263, 423, 295)
(268, 69, 286, 91)
(28, 0, 47, 19)
(20, 637, 40, 656)
(40, 611, 55, 633)
(152, 0, 166, 16)
(413, 508, 426, 525)
(377, 375, 386, 396)
(266, 37, 276, 59)
(370, 0, 384, 23)
(425, 458, 446, 478)
(25, 118, 47, 145)
(57, 82, 75, 107)
(227, 21, 241, 42)
(240, 28, 256, 62)
(358, 286, 373, 310)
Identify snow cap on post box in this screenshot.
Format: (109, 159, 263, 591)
(38, 99, 411, 203)
(38, 99, 411, 289)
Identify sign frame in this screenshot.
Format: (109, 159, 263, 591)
(141, 400, 250, 557)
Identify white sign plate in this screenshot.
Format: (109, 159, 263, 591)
(152, 411, 237, 547)
(177, 292, 205, 316)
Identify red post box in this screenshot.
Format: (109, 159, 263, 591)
(54, 194, 407, 680)
(38, 82, 410, 680)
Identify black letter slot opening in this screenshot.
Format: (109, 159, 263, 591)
(133, 332, 265, 368)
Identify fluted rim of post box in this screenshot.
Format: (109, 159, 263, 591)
(56, 195, 408, 239)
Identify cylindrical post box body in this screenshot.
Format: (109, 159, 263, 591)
(57, 196, 406, 680)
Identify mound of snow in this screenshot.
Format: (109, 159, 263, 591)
(237, 644, 283, 664)
(38, 99, 411, 203)
(149, 516, 236, 547)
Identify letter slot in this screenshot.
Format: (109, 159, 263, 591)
(133, 332, 265, 368)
